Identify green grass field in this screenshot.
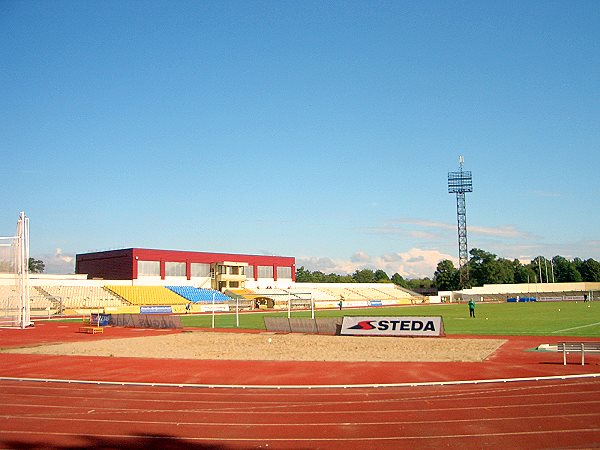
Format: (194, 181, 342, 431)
(181, 301, 600, 337)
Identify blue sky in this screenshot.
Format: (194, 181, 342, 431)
(1, 1, 599, 277)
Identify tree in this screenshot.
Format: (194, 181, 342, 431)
(405, 277, 432, 290)
(295, 266, 354, 283)
(578, 258, 600, 282)
(551, 256, 582, 282)
(374, 269, 390, 283)
(495, 258, 515, 284)
(28, 257, 45, 274)
(433, 259, 459, 290)
(391, 273, 409, 288)
(295, 266, 311, 282)
(513, 259, 537, 283)
(352, 269, 376, 283)
(468, 249, 515, 286)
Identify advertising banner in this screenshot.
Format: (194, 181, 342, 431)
(140, 306, 173, 314)
(340, 316, 444, 337)
(110, 314, 182, 329)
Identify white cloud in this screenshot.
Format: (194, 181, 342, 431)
(529, 190, 561, 198)
(54, 248, 73, 263)
(350, 251, 370, 262)
(468, 224, 533, 239)
(360, 217, 533, 241)
(33, 248, 75, 274)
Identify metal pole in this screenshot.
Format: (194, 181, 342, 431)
(287, 292, 291, 319)
(236, 297, 239, 327)
(211, 292, 215, 329)
(311, 294, 314, 319)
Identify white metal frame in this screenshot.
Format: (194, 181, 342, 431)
(0, 212, 31, 328)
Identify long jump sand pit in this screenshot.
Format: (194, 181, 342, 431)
(2, 331, 506, 362)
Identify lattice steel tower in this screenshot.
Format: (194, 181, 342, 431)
(448, 156, 473, 288)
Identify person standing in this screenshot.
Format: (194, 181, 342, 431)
(468, 299, 475, 318)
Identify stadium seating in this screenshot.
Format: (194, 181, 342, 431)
(316, 287, 366, 301)
(0, 285, 17, 300)
(225, 285, 420, 307)
(106, 286, 189, 306)
(227, 288, 263, 300)
(166, 286, 231, 303)
(35, 286, 128, 309)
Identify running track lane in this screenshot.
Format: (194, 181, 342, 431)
(1, 378, 599, 449)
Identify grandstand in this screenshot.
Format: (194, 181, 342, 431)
(105, 286, 189, 306)
(12, 277, 596, 316)
(35, 286, 127, 309)
(8, 271, 600, 318)
(166, 286, 231, 303)
(226, 283, 420, 310)
(29, 293, 53, 311)
(1, 273, 425, 316)
(293, 283, 420, 307)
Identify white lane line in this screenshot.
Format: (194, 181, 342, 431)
(1, 427, 600, 442)
(1, 411, 599, 426)
(552, 321, 600, 333)
(2, 398, 600, 416)
(2, 386, 599, 409)
(1, 372, 600, 389)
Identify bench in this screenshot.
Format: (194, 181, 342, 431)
(558, 342, 600, 365)
(79, 326, 104, 334)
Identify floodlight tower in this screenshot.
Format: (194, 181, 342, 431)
(448, 156, 473, 288)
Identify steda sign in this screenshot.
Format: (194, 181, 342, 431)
(340, 316, 444, 337)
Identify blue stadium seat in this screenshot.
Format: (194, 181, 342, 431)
(166, 286, 232, 303)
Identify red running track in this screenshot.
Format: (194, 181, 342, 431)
(0, 321, 599, 448)
(1, 378, 599, 449)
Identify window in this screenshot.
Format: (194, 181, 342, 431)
(138, 260, 160, 276)
(246, 265, 254, 279)
(165, 262, 186, 277)
(228, 266, 245, 275)
(190, 263, 210, 277)
(257, 265, 274, 279)
(277, 266, 292, 279)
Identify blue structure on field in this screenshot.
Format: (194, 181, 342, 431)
(507, 297, 537, 302)
(166, 286, 231, 303)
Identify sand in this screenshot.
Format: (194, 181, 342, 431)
(1, 331, 506, 362)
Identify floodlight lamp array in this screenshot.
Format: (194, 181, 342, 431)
(447, 171, 473, 193)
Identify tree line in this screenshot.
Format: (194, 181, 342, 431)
(296, 249, 600, 292)
(295, 266, 432, 291)
(434, 249, 600, 290)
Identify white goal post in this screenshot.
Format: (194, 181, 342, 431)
(0, 212, 32, 328)
(252, 291, 315, 319)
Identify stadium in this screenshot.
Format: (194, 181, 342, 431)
(3, 242, 599, 320)
(1, 213, 600, 448)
